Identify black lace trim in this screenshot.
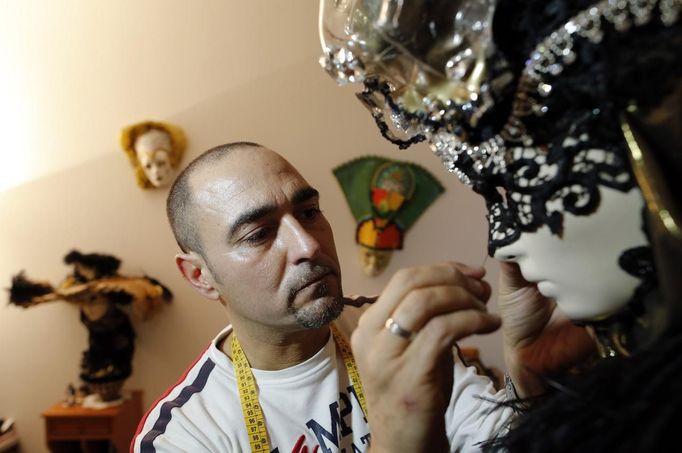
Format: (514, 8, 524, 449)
(483, 131, 636, 254)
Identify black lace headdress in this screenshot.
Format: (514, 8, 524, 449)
(321, 0, 680, 254)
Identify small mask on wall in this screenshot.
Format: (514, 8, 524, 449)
(334, 156, 444, 276)
(120, 121, 187, 189)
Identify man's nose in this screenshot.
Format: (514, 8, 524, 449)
(282, 216, 321, 263)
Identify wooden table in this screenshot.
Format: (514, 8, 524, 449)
(42, 390, 142, 453)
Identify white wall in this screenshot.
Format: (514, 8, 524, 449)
(0, 3, 502, 452)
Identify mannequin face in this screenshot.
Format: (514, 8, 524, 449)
(134, 129, 174, 188)
(137, 149, 172, 188)
(495, 186, 649, 320)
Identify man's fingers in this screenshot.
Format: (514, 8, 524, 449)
(370, 285, 493, 359)
(453, 262, 486, 279)
(475, 279, 492, 304)
(376, 264, 464, 318)
(451, 262, 490, 300)
(364, 263, 490, 330)
(406, 310, 502, 369)
(388, 286, 487, 336)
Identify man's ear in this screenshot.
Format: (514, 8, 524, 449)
(175, 252, 220, 300)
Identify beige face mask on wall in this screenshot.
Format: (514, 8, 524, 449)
(120, 120, 187, 190)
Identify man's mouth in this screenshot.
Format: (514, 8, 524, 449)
(288, 265, 337, 305)
(297, 270, 332, 293)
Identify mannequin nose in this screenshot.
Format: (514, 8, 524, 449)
(493, 243, 523, 262)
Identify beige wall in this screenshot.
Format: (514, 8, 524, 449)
(0, 2, 502, 452)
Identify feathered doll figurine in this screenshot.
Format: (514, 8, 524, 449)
(9, 250, 172, 401)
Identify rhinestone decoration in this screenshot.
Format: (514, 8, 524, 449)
(320, 44, 367, 85)
(322, 0, 679, 188)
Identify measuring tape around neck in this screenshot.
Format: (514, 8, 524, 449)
(329, 324, 368, 416)
(231, 324, 368, 453)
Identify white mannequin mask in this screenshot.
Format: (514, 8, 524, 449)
(495, 186, 648, 321)
(134, 129, 174, 188)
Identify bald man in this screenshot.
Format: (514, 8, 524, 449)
(131, 142, 512, 453)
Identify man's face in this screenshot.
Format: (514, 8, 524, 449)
(191, 148, 343, 331)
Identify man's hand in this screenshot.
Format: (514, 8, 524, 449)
(498, 261, 596, 398)
(350, 262, 501, 453)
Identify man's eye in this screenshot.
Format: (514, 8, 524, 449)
(300, 207, 322, 222)
(244, 227, 272, 244)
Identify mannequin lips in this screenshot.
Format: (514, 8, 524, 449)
(536, 281, 557, 298)
(515, 256, 549, 285)
(512, 263, 559, 298)
(512, 261, 543, 285)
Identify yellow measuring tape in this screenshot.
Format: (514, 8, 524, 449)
(330, 324, 368, 417)
(231, 324, 368, 453)
(232, 334, 270, 451)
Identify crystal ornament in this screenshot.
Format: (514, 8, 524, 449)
(320, 44, 367, 85)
